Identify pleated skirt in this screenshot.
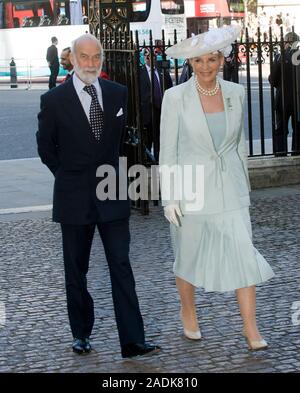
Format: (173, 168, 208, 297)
(170, 207, 275, 292)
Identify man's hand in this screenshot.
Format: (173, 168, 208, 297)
(164, 204, 183, 227)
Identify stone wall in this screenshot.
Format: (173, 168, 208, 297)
(248, 156, 300, 189)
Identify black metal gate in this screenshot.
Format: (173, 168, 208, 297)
(101, 30, 178, 214)
(234, 26, 300, 157)
(97, 26, 300, 213)
(101, 26, 300, 157)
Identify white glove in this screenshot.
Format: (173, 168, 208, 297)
(164, 204, 183, 227)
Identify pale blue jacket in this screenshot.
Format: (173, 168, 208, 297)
(159, 76, 251, 215)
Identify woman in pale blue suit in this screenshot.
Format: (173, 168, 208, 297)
(159, 26, 274, 350)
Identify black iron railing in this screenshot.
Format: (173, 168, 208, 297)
(101, 26, 300, 160)
(100, 26, 300, 213)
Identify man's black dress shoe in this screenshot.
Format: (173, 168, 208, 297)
(72, 338, 92, 354)
(121, 342, 161, 358)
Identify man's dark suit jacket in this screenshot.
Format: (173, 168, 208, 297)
(268, 48, 299, 112)
(139, 65, 173, 125)
(46, 44, 59, 67)
(36, 77, 130, 225)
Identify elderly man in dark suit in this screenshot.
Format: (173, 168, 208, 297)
(36, 34, 160, 358)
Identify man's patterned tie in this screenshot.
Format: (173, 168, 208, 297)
(83, 84, 104, 141)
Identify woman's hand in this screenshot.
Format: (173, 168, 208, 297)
(164, 204, 183, 227)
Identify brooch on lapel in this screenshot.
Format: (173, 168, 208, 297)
(226, 98, 233, 111)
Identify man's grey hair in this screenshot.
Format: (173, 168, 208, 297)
(71, 33, 104, 59)
(285, 32, 300, 42)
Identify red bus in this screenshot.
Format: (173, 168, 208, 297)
(193, 0, 245, 18)
(186, 0, 245, 34)
(2, 0, 89, 29)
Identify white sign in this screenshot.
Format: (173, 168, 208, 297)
(200, 4, 216, 13)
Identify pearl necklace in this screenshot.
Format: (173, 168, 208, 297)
(195, 77, 220, 96)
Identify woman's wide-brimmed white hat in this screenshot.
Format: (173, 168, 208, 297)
(166, 25, 241, 59)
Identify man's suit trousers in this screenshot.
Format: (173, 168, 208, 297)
(60, 218, 145, 346)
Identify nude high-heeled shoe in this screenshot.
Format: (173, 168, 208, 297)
(242, 328, 268, 351)
(180, 309, 202, 341)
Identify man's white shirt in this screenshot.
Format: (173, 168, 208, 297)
(145, 64, 161, 88)
(72, 73, 104, 122)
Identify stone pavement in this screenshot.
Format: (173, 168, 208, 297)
(0, 158, 52, 213)
(0, 184, 300, 373)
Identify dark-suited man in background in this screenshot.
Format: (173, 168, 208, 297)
(223, 46, 239, 83)
(60, 47, 74, 82)
(269, 32, 300, 156)
(139, 50, 173, 161)
(46, 36, 59, 89)
(37, 34, 160, 358)
(179, 59, 192, 84)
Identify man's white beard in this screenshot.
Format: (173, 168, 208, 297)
(73, 61, 102, 85)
